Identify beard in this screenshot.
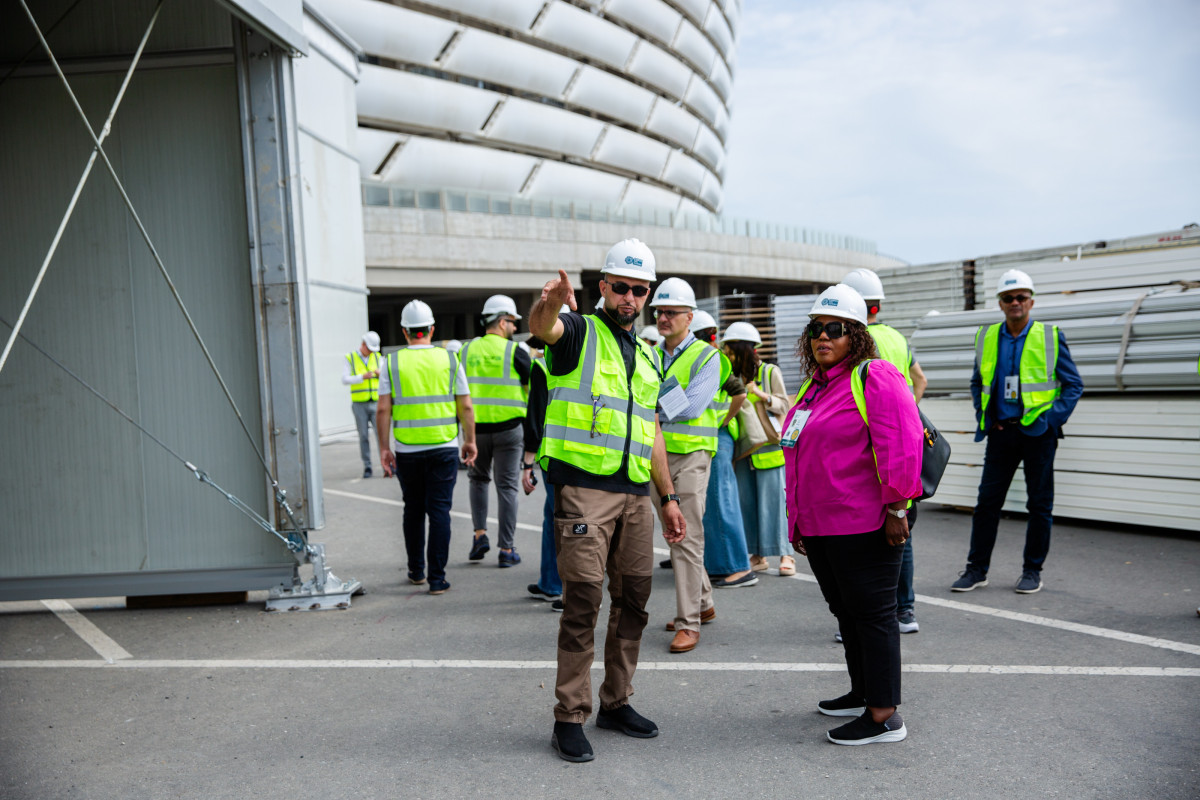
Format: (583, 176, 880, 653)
(607, 303, 637, 326)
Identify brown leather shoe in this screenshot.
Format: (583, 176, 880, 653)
(664, 606, 716, 631)
(669, 629, 699, 653)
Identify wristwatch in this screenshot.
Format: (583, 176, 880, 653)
(521, 463, 536, 470)
(660, 493, 680, 508)
(887, 507, 908, 519)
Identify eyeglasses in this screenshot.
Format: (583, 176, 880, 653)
(1000, 294, 1031, 304)
(589, 394, 607, 438)
(806, 319, 851, 339)
(654, 309, 687, 319)
(604, 279, 649, 298)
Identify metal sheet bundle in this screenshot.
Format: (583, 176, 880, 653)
(874, 260, 970, 339)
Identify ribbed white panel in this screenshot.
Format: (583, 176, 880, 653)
(626, 39, 692, 99)
(592, 125, 671, 177)
(685, 77, 722, 128)
(703, 4, 735, 58)
(708, 55, 732, 102)
(536, 2, 638, 71)
(526, 160, 628, 204)
(322, 0, 456, 65)
(357, 128, 405, 178)
(674, 0, 710, 28)
(677, 197, 710, 217)
(567, 67, 657, 128)
(673, 19, 716, 76)
(444, 29, 577, 98)
(712, 103, 729, 139)
(419, 0, 546, 31)
(645, 99, 700, 150)
(661, 151, 708, 196)
(621, 180, 683, 211)
(486, 97, 604, 158)
(605, 0, 681, 45)
(721, 0, 740, 40)
(699, 171, 722, 209)
(358, 64, 496, 133)
(382, 136, 538, 193)
(691, 123, 723, 170)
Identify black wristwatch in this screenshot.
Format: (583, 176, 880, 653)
(521, 463, 536, 470)
(660, 493, 680, 508)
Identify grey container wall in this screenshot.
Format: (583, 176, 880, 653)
(0, 0, 298, 599)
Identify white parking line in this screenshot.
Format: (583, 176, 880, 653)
(41, 599, 132, 663)
(0, 658, 1196, 677)
(325, 488, 541, 532)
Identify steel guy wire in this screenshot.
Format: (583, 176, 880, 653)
(0, 0, 88, 89)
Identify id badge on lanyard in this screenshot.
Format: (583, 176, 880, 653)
(1004, 375, 1019, 401)
(781, 409, 810, 448)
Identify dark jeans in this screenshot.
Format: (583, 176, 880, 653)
(968, 425, 1058, 574)
(537, 469, 561, 596)
(897, 502, 918, 615)
(803, 526, 903, 708)
(394, 447, 459, 583)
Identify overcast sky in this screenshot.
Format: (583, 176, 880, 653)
(720, 0, 1200, 264)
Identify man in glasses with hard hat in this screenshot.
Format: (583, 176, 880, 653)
(952, 269, 1083, 595)
(343, 331, 382, 478)
(529, 238, 686, 763)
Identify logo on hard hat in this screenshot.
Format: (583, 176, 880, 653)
(657, 291, 668, 299)
(821, 298, 839, 307)
(1005, 279, 1017, 285)
(625, 256, 643, 266)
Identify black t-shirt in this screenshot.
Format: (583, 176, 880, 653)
(544, 310, 652, 496)
(474, 340, 533, 435)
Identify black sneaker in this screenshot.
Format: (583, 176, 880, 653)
(527, 583, 561, 602)
(659, 559, 673, 569)
(551, 721, 594, 762)
(468, 534, 490, 561)
(428, 579, 450, 595)
(897, 610, 919, 634)
(827, 711, 907, 745)
(817, 692, 865, 718)
(950, 566, 988, 592)
(362, 467, 373, 478)
(1015, 570, 1042, 594)
(596, 705, 659, 738)
(498, 549, 521, 568)
(550, 599, 563, 612)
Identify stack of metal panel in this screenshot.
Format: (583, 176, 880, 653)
(874, 260, 971, 339)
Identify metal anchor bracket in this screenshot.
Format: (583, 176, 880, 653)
(265, 541, 365, 612)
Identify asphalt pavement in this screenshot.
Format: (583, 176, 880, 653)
(2, 439, 1198, 799)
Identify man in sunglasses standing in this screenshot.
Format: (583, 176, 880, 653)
(529, 238, 687, 763)
(953, 269, 1083, 595)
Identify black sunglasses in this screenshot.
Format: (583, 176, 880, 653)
(1000, 294, 1031, 304)
(806, 319, 851, 339)
(605, 279, 649, 298)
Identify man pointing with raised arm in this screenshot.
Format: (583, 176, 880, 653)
(529, 240, 686, 763)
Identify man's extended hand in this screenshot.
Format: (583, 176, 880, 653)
(541, 269, 577, 312)
(661, 501, 686, 544)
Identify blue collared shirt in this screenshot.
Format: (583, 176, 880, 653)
(657, 333, 721, 422)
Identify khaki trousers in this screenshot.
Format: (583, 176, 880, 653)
(662, 450, 712, 632)
(553, 484, 654, 724)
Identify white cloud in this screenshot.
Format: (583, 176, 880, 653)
(722, 0, 1200, 262)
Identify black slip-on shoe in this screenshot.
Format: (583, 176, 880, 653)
(595, 705, 659, 739)
(827, 711, 906, 745)
(468, 534, 490, 561)
(818, 692, 866, 718)
(551, 721, 594, 762)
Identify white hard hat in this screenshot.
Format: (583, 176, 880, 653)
(401, 299, 435, 328)
(444, 339, 462, 354)
(595, 296, 605, 311)
(808, 284, 868, 325)
(649, 277, 697, 309)
(362, 331, 381, 352)
(481, 294, 521, 321)
(689, 310, 718, 332)
(560, 304, 573, 315)
(841, 268, 885, 301)
(721, 321, 762, 345)
(639, 325, 662, 343)
(996, 269, 1036, 296)
(602, 238, 656, 281)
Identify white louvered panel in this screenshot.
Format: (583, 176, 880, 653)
(691, 122, 723, 170)
(443, 29, 577, 98)
(677, 197, 710, 218)
(567, 67, 657, 128)
(592, 125, 671, 179)
(703, 3, 734, 59)
(661, 150, 708, 196)
(358, 65, 498, 134)
(322, 0, 456, 65)
(644, 99, 700, 150)
(673, 18, 716, 75)
(698, 170, 722, 209)
(626, 40, 692, 99)
(604, 0, 681, 45)
(418, 0, 546, 31)
(381, 137, 538, 194)
(684, 75, 722, 127)
(621, 180, 684, 211)
(673, 0, 710, 28)
(525, 161, 628, 204)
(485, 98, 604, 158)
(356, 128, 405, 178)
(708, 56, 733, 103)
(720, 0, 740, 40)
(711, 100, 730, 139)
(536, 2, 638, 71)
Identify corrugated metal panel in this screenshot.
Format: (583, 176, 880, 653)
(874, 260, 968, 340)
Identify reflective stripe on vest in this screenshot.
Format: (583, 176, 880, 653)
(656, 339, 720, 454)
(975, 321, 1060, 430)
(750, 362, 785, 469)
(461, 334, 527, 424)
(868, 324, 912, 387)
(347, 351, 380, 402)
(388, 347, 458, 445)
(538, 316, 661, 482)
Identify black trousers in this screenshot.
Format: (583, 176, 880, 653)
(803, 525, 903, 708)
